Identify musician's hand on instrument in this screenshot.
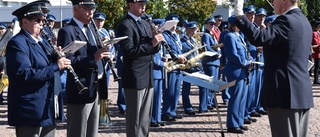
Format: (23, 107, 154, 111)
(257, 47, 263, 53)
(164, 62, 169, 68)
(152, 33, 164, 47)
(162, 57, 168, 62)
(57, 46, 66, 57)
(57, 57, 71, 70)
(178, 56, 187, 64)
(94, 48, 110, 61)
(248, 61, 254, 70)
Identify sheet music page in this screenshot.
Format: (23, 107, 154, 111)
(187, 72, 213, 82)
(62, 40, 87, 54)
(157, 20, 179, 32)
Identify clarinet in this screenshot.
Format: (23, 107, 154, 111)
(142, 12, 178, 61)
(90, 18, 121, 82)
(41, 27, 89, 94)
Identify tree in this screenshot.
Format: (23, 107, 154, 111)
(145, 0, 169, 19)
(168, 0, 217, 28)
(304, 0, 320, 26)
(95, 0, 127, 30)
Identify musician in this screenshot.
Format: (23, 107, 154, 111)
(57, 0, 110, 136)
(234, 0, 314, 136)
(115, 42, 126, 114)
(116, 0, 163, 136)
(46, 14, 56, 28)
(180, 21, 207, 114)
(254, 8, 267, 29)
(312, 21, 320, 84)
(0, 22, 7, 105)
(201, 17, 221, 111)
(93, 12, 115, 126)
(161, 15, 186, 121)
(62, 18, 71, 27)
(213, 15, 223, 41)
(242, 5, 262, 124)
(223, 16, 253, 134)
(151, 18, 167, 127)
(6, 1, 70, 136)
(0, 23, 7, 40)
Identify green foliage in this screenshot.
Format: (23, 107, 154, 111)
(145, 0, 169, 19)
(167, 0, 217, 28)
(304, 0, 320, 26)
(95, 0, 126, 30)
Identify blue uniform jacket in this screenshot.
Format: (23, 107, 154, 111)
(223, 32, 252, 80)
(6, 29, 58, 126)
(201, 30, 221, 66)
(180, 35, 202, 72)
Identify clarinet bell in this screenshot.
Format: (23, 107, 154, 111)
(76, 80, 89, 94)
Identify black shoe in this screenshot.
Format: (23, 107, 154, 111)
(227, 128, 244, 134)
(250, 111, 262, 117)
(249, 117, 257, 122)
(173, 114, 183, 119)
(158, 122, 166, 126)
(313, 81, 320, 84)
(244, 119, 252, 124)
(150, 122, 160, 127)
(239, 125, 248, 131)
(207, 106, 213, 110)
(198, 110, 210, 113)
(161, 114, 176, 121)
(257, 110, 268, 115)
(185, 110, 196, 115)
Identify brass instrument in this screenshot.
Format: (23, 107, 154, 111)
(211, 43, 224, 50)
(166, 51, 208, 72)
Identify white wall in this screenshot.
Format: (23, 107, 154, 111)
(0, 6, 73, 23)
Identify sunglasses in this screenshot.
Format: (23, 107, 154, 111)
(207, 23, 215, 26)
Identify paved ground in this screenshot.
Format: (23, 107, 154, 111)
(1, 73, 320, 137)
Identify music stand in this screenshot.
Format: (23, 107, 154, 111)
(180, 71, 236, 137)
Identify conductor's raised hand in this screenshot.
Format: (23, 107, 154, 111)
(152, 33, 165, 47)
(57, 57, 71, 70)
(234, 0, 244, 16)
(94, 47, 111, 62)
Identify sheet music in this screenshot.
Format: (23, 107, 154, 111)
(62, 40, 87, 54)
(157, 20, 179, 32)
(183, 72, 213, 82)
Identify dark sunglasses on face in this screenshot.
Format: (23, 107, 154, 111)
(79, 5, 96, 12)
(208, 23, 214, 26)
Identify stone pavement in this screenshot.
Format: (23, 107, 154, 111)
(1, 74, 320, 137)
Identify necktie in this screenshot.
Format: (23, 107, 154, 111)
(84, 24, 104, 79)
(137, 18, 147, 36)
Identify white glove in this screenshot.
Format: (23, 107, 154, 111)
(234, 0, 244, 16)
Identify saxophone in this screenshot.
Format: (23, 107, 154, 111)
(166, 51, 208, 72)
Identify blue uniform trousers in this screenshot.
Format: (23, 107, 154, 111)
(221, 73, 230, 103)
(151, 79, 163, 123)
(245, 69, 257, 119)
(117, 68, 126, 112)
(182, 80, 207, 111)
(255, 69, 264, 111)
(226, 78, 248, 128)
(203, 65, 219, 107)
(162, 71, 182, 117)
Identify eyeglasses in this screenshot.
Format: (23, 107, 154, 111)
(208, 23, 215, 26)
(79, 5, 96, 12)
